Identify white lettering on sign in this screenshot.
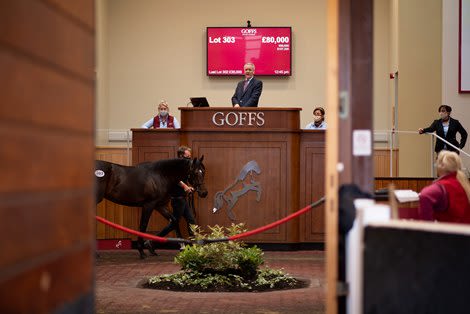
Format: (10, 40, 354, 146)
(208, 36, 235, 44)
(241, 28, 257, 35)
(212, 112, 265, 127)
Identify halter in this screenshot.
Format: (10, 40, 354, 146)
(187, 158, 205, 193)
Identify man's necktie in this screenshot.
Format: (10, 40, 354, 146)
(243, 79, 249, 91)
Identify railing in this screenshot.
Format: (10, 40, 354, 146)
(428, 132, 470, 177)
(374, 129, 470, 178)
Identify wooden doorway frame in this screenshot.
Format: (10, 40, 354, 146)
(326, 0, 373, 312)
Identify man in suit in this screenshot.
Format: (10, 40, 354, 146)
(231, 63, 263, 107)
(418, 105, 468, 154)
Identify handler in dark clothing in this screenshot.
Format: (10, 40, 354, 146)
(418, 105, 467, 154)
(231, 62, 263, 107)
(158, 146, 196, 240)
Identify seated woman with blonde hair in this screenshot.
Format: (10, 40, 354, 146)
(141, 100, 180, 129)
(418, 150, 470, 224)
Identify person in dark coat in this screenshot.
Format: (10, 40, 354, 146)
(231, 63, 263, 107)
(157, 146, 196, 241)
(418, 105, 467, 154)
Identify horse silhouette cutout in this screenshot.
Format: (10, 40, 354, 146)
(213, 160, 262, 221)
(95, 157, 207, 259)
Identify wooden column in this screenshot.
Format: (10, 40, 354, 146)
(0, 1, 95, 312)
(326, 0, 373, 312)
(326, 0, 340, 312)
(338, 0, 374, 192)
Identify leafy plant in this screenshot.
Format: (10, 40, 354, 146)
(175, 223, 263, 279)
(145, 223, 305, 292)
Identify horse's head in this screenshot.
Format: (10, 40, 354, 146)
(188, 155, 208, 198)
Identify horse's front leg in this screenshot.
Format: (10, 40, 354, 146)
(150, 203, 176, 252)
(137, 204, 154, 259)
(142, 201, 175, 256)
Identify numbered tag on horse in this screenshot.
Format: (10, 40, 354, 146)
(95, 170, 105, 178)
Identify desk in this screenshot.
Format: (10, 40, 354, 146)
(131, 107, 327, 244)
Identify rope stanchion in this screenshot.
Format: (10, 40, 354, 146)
(95, 196, 326, 245)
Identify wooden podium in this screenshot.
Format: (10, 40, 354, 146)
(132, 107, 326, 244)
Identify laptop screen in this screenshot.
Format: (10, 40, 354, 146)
(190, 97, 210, 107)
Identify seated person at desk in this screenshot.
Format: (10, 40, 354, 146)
(305, 107, 327, 129)
(231, 62, 263, 108)
(418, 150, 470, 224)
(141, 100, 180, 129)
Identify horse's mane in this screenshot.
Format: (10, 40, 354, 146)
(156, 158, 188, 168)
(137, 158, 191, 176)
(136, 158, 184, 167)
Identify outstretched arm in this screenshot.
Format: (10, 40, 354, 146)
(179, 181, 194, 193)
(141, 117, 153, 128)
(419, 120, 437, 134)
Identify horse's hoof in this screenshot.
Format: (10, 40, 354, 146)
(144, 240, 158, 256)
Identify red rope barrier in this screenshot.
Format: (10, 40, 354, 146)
(228, 197, 325, 241)
(95, 215, 169, 243)
(95, 197, 325, 244)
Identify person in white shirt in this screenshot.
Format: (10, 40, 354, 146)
(141, 100, 180, 129)
(305, 107, 327, 130)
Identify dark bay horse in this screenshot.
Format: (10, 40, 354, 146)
(95, 157, 207, 258)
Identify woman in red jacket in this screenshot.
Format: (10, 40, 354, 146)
(418, 150, 470, 224)
(141, 100, 181, 129)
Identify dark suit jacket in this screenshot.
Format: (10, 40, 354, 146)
(231, 77, 263, 107)
(422, 117, 468, 153)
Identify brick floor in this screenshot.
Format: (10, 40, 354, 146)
(95, 250, 325, 314)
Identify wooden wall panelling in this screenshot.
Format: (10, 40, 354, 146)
(132, 129, 179, 164)
(373, 148, 399, 177)
(95, 147, 131, 165)
(131, 130, 181, 237)
(300, 131, 326, 242)
(182, 131, 300, 243)
(374, 178, 434, 193)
